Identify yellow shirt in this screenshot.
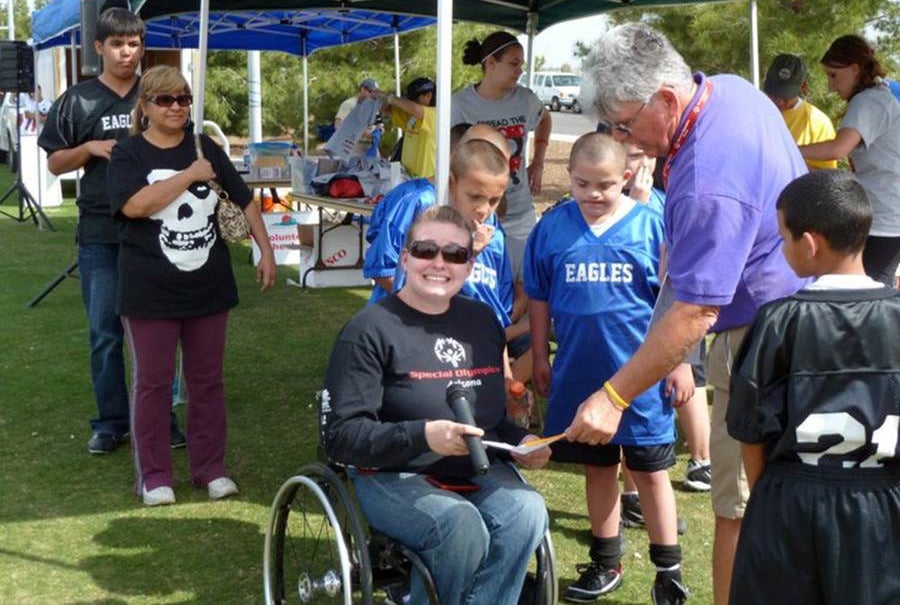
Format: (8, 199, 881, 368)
(782, 100, 838, 170)
(392, 104, 436, 178)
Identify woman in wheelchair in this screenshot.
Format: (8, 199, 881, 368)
(322, 205, 551, 605)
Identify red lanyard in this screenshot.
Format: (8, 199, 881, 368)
(662, 80, 713, 188)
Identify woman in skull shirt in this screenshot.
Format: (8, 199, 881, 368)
(107, 65, 275, 507)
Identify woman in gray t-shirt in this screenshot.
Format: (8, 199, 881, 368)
(451, 31, 552, 278)
(800, 34, 900, 286)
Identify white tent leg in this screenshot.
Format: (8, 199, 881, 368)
(524, 12, 538, 167)
(303, 53, 309, 155)
(193, 0, 210, 134)
(248, 50, 263, 143)
(393, 29, 401, 96)
(435, 0, 452, 205)
(749, 0, 760, 88)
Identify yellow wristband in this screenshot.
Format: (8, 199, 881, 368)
(603, 381, 630, 411)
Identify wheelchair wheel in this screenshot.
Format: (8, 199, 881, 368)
(532, 530, 558, 605)
(264, 463, 373, 604)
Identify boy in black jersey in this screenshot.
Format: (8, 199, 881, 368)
(39, 7, 182, 454)
(726, 170, 900, 605)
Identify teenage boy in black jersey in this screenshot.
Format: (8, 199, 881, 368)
(39, 7, 183, 454)
(727, 169, 900, 605)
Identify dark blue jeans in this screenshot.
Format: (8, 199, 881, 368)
(78, 243, 130, 437)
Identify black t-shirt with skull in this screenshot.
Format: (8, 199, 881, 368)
(322, 294, 528, 477)
(107, 133, 252, 318)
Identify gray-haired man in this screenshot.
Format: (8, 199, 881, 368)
(564, 23, 807, 605)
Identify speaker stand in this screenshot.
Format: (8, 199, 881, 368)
(0, 93, 55, 230)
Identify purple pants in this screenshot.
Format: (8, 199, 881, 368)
(123, 312, 229, 494)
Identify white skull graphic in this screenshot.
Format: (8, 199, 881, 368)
(148, 169, 218, 271)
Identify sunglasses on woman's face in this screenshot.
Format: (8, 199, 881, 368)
(148, 94, 193, 108)
(407, 240, 472, 264)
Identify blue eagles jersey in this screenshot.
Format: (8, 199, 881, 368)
(524, 199, 673, 445)
(647, 187, 666, 216)
(394, 212, 514, 327)
(364, 179, 436, 304)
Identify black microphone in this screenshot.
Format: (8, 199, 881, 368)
(446, 384, 490, 475)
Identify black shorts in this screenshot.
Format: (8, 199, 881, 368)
(550, 441, 675, 472)
(507, 333, 532, 359)
(692, 337, 707, 387)
(731, 462, 900, 605)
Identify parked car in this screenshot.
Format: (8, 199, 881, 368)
(519, 71, 582, 113)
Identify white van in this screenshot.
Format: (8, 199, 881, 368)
(519, 71, 582, 113)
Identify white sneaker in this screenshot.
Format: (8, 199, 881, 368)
(208, 477, 239, 500)
(142, 485, 176, 506)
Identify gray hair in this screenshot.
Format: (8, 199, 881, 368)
(582, 23, 694, 118)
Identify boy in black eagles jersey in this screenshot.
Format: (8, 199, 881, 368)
(39, 7, 182, 454)
(727, 170, 900, 605)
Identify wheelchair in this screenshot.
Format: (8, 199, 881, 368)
(262, 397, 558, 604)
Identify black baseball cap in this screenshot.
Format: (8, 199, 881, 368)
(764, 54, 806, 100)
(406, 77, 436, 100)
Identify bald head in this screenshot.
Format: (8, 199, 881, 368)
(460, 124, 511, 161)
(569, 132, 626, 172)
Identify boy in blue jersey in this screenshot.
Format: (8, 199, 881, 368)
(525, 133, 689, 604)
(364, 127, 516, 330)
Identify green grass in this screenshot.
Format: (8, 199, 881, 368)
(0, 173, 715, 604)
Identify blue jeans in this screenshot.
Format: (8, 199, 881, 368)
(78, 243, 129, 437)
(350, 463, 548, 605)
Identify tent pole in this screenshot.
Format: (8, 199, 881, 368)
(435, 0, 452, 205)
(393, 23, 401, 96)
(749, 0, 760, 88)
(70, 31, 81, 199)
(193, 0, 210, 134)
(248, 51, 262, 143)
(303, 53, 309, 156)
(524, 12, 538, 171)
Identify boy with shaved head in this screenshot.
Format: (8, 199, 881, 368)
(525, 133, 689, 604)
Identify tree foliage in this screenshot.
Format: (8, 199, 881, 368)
(571, 0, 899, 119)
(203, 22, 500, 139)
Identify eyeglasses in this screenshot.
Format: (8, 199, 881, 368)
(612, 100, 648, 136)
(407, 240, 472, 264)
(148, 94, 193, 108)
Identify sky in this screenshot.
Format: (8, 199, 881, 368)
(517, 14, 610, 72)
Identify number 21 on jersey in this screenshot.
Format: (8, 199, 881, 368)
(795, 412, 900, 468)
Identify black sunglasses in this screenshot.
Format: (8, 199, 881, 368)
(148, 94, 193, 108)
(407, 240, 472, 264)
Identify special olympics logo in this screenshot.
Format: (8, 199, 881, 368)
(434, 338, 466, 368)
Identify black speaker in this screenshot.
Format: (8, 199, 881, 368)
(0, 41, 34, 93)
(80, 0, 102, 76)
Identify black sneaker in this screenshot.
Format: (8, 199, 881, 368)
(87, 432, 129, 454)
(683, 459, 711, 492)
(620, 493, 687, 535)
(652, 571, 689, 605)
(170, 427, 187, 449)
(564, 562, 623, 603)
(620, 493, 644, 528)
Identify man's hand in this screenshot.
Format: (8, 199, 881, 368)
(85, 139, 117, 160)
(511, 434, 551, 469)
(565, 389, 623, 445)
(424, 420, 484, 456)
(630, 164, 654, 203)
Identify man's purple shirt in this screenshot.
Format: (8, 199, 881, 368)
(664, 72, 809, 332)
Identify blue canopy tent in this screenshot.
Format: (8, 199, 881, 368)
(32, 0, 436, 151)
(33, 0, 434, 56)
